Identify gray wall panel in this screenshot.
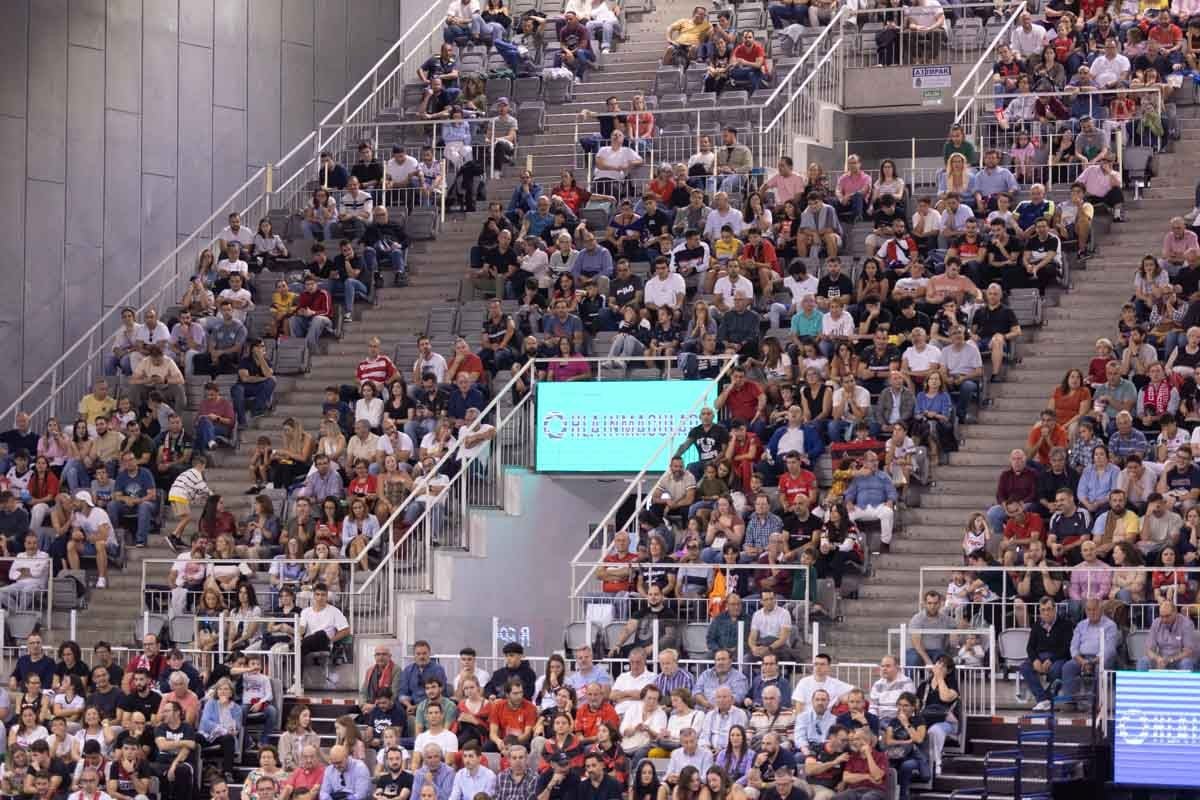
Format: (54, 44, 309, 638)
(213, 0, 249, 111)
(348, 4, 380, 84)
(0, 115, 27, 410)
(281, 41, 315, 158)
(140, 175, 178, 289)
(26, 0, 68, 184)
(63, 244, 103, 346)
(23, 181, 66, 382)
(212, 108, 248, 206)
(102, 110, 141, 308)
(314, 0, 348, 102)
(180, 0, 215, 47)
(65, 45, 105, 248)
(177, 44, 215, 235)
(105, 0, 143, 115)
(247, 0, 283, 165)
(68, 0, 105, 50)
(0, 1, 30, 119)
(141, 3, 179, 178)
(283, 0, 315, 45)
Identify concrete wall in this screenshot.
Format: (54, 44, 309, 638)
(843, 63, 973, 111)
(404, 471, 631, 657)
(0, 1, 417, 412)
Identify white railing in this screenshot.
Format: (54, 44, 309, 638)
(568, 356, 739, 591)
(891, 625, 997, 717)
(760, 38, 844, 167)
(951, 2, 1028, 132)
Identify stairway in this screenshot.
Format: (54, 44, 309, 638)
(829, 117, 1200, 666)
(62, 0, 703, 647)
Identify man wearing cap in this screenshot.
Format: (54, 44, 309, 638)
(68, 490, 116, 589)
(536, 752, 580, 800)
(485, 642, 537, 699)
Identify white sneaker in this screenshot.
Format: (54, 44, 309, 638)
(1186, 206, 1200, 223)
(1032, 699, 1052, 711)
(264, 482, 275, 490)
(96, 577, 107, 589)
(602, 45, 611, 54)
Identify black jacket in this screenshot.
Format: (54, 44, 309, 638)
(486, 660, 538, 699)
(1026, 616, 1073, 662)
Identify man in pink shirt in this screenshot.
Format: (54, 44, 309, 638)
(1076, 156, 1125, 222)
(834, 154, 873, 222)
(1162, 216, 1199, 271)
(762, 157, 807, 208)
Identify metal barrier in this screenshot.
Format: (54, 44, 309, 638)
(845, 4, 1005, 69)
(568, 356, 739, 590)
(760, 39, 844, 166)
(951, 2, 1029, 133)
(890, 625, 997, 717)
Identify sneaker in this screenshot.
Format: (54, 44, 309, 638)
(343, 312, 354, 323)
(96, 577, 107, 589)
(245, 484, 263, 495)
(207, 440, 217, 450)
(1186, 206, 1200, 223)
(134, 542, 146, 548)
(1032, 699, 1052, 711)
(602, 45, 611, 54)
(264, 482, 275, 491)
(165, 534, 187, 553)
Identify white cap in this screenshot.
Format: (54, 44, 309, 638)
(74, 490, 94, 507)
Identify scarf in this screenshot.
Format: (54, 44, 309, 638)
(369, 660, 394, 698)
(1143, 380, 1171, 415)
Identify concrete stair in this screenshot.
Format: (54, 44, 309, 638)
(823, 113, 1200, 662)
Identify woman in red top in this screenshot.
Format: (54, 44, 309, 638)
(1153, 545, 1193, 604)
(455, 675, 491, 748)
(27, 455, 60, 532)
(551, 169, 592, 215)
(647, 165, 675, 205)
(589, 722, 629, 784)
(538, 712, 585, 773)
(346, 459, 379, 507)
(724, 421, 761, 493)
(317, 496, 343, 543)
(1049, 368, 1092, 431)
(627, 95, 655, 153)
(198, 495, 237, 542)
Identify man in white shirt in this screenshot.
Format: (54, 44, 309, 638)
(0, 531, 50, 609)
(609, 647, 657, 717)
(445, 0, 506, 43)
(819, 299, 855, 356)
(219, 212, 254, 256)
(298, 583, 350, 659)
(644, 258, 686, 312)
(1008, 11, 1048, 59)
(747, 590, 801, 661)
(702, 192, 746, 242)
(1089, 38, 1131, 88)
(900, 327, 942, 386)
(585, 0, 621, 54)
(340, 176, 374, 228)
(217, 274, 255, 325)
(458, 408, 497, 470)
(867, 655, 914, 725)
(385, 145, 422, 207)
(216, 241, 250, 282)
(70, 491, 117, 589)
(133, 308, 172, 373)
(791, 653, 855, 712)
(713, 263, 755, 310)
(593, 131, 643, 197)
(375, 421, 415, 471)
(413, 337, 449, 386)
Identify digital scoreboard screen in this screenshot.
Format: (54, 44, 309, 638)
(1114, 670, 1200, 788)
(534, 380, 717, 473)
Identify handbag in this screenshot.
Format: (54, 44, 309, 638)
(885, 742, 915, 760)
(922, 702, 951, 726)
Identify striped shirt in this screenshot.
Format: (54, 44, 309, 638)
(494, 770, 537, 800)
(656, 668, 694, 696)
(356, 355, 398, 386)
(168, 468, 209, 502)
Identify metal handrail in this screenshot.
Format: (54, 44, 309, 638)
(765, 36, 844, 134)
(952, 1, 1027, 103)
(762, 6, 851, 110)
(567, 356, 740, 589)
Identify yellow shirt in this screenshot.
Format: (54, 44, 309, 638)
(714, 237, 743, 261)
(669, 17, 712, 47)
(272, 291, 297, 316)
(1139, 0, 1168, 10)
(78, 395, 116, 426)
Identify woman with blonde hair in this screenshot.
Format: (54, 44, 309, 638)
(199, 677, 243, 780)
(316, 418, 347, 470)
(269, 418, 315, 489)
(936, 152, 974, 208)
(961, 512, 992, 561)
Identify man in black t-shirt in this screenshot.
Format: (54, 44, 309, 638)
(107, 739, 152, 800)
(607, 260, 643, 317)
(119, 669, 162, 730)
(815, 258, 854, 309)
(233, 339, 276, 428)
(804, 725, 852, 793)
(984, 220, 1022, 289)
(674, 408, 730, 479)
(971, 284, 1021, 378)
(759, 765, 807, 800)
(30, 740, 72, 800)
(87, 664, 126, 722)
(1017, 218, 1061, 294)
(154, 700, 196, 799)
(536, 753, 580, 800)
(372, 747, 413, 799)
(636, 196, 674, 246)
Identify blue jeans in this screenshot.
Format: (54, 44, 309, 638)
(586, 19, 617, 49)
(108, 499, 158, 546)
(243, 702, 279, 746)
(827, 419, 855, 442)
(985, 504, 1007, 535)
(835, 192, 866, 220)
(729, 66, 763, 93)
(104, 354, 133, 376)
(195, 417, 233, 451)
(953, 380, 979, 420)
(905, 648, 944, 671)
(334, 278, 370, 316)
(404, 417, 437, 445)
(718, 173, 745, 194)
(379, 247, 407, 276)
(290, 315, 332, 349)
(1137, 656, 1196, 671)
(304, 220, 335, 241)
(231, 379, 276, 426)
(1018, 658, 1066, 702)
(769, 3, 808, 28)
(896, 754, 930, 800)
(1060, 655, 1117, 699)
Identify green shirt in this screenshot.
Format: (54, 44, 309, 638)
(790, 309, 824, 338)
(943, 139, 977, 166)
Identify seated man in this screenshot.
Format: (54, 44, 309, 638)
(844, 451, 898, 551)
(1137, 599, 1196, 672)
(231, 339, 276, 428)
(1059, 598, 1118, 706)
(110, 451, 158, 549)
(1018, 597, 1072, 711)
(290, 275, 335, 349)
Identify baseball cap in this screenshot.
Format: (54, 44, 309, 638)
(74, 490, 94, 507)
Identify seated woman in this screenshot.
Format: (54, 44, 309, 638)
(199, 677, 243, 781)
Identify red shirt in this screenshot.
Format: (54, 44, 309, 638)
(574, 701, 620, 739)
(285, 765, 325, 795)
(741, 240, 780, 275)
(725, 381, 763, 422)
(1025, 424, 1068, 466)
(733, 41, 765, 65)
(843, 749, 889, 791)
(1002, 512, 1046, 544)
(348, 474, 378, 499)
(778, 469, 817, 506)
(1148, 23, 1182, 47)
(453, 353, 485, 378)
(489, 698, 539, 738)
(601, 552, 639, 593)
(554, 185, 591, 214)
(297, 288, 333, 318)
(357, 355, 397, 386)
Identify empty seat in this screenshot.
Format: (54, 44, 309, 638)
(407, 208, 439, 240)
(513, 76, 542, 101)
(517, 100, 546, 134)
(486, 76, 512, 100)
(653, 66, 683, 97)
